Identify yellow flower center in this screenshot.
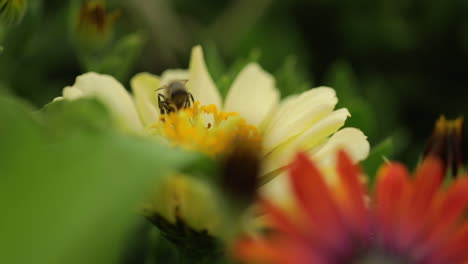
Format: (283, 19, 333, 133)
(148, 102, 262, 156)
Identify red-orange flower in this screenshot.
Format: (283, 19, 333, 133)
(235, 151, 468, 264)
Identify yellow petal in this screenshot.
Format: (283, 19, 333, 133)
(261, 108, 350, 175)
(224, 63, 279, 127)
(310, 127, 370, 166)
(188, 46, 222, 108)
(130, 72, 161, 126)
(262, 87, 338, 154)
(62, 72, 143, 132)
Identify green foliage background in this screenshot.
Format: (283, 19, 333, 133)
(1, 0, 467, 263)
(2, 0, 466, 164)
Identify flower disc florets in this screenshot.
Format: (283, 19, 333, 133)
(148, 101, 262, 157)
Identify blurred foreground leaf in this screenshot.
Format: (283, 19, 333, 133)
(0, 94, 201, 264)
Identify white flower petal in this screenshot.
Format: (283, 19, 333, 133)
(261, 108, 350, 175)
(262, 87, 338, 154)
(131, 72, 161, 126)
(160, 69, 189, 86)
(62, 86, 83, 99)
(259, 171, 294, 208)
(65, 72, 143, 132)
(188, 46, 222, 108)
(310, 127, 370, 166)
(224, 63, 280, 127)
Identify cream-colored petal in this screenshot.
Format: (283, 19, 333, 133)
(62, 86, 83, 99)
(261, 108, 350, 175)
(65, 72, 143, 132)
(160, 69, 189, 86)
(223, 63, 279, 127)
(187, 46, 222, 107)
(262, 87, 338, 154)
(131, 72, 161, 126)
(259, 171, 296, 209)
(310, 127, 370, 167)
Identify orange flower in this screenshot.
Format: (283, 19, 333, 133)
(234, 151, 468, 264)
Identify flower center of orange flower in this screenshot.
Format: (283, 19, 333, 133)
(148, 101, 262, 157)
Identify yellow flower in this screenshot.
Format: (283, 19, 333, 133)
(130, 46, 370, 206)
(53, 45, 370, 232)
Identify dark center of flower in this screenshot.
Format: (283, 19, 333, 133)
(353, 249, 410, 264)
(219, 139, 261, 207)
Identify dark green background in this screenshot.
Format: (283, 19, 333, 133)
(2, 0, 467, 164)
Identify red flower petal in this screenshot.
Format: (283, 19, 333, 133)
(374, 162, 411, 250)
(398, 157, 444, 248)
(289, 152, 347, 253)
(336, 150, 369, 239)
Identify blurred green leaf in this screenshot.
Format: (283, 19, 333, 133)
(325, 61, 377, 139)
(0, 94, 201, 264)
(361, 137, 394, 185)
(274, 55, 311, 98)
(80, 32, 146, 82)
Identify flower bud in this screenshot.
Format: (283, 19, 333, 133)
(72, 0, 120, 51)
(424, 115, 464, 176)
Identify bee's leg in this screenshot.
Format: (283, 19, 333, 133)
(158, 94, 168, 114)
(188, 93, 195, 107)
(184, 99, 190, 108)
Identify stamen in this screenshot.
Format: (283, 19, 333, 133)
(148, 102, 262, 156)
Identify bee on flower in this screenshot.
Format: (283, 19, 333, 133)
(156, 80, 194, 114)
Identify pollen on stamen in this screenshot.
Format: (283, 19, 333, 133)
(148, 101, 262, 156)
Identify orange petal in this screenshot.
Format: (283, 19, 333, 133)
(429, 221, 468, 263)
(336, 150, 369, 238)
(399, 157, 444, 247)
(425, 177, 468, 247)
(260, 198, 306, 242)
(374, 162, 411, 249)
(289, 152, 345, 251)
(233, 237, 285, 263)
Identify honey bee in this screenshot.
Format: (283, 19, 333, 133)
(157, 80, 194, 114)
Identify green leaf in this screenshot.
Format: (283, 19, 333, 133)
(361, 137, 394, 185)
(325, 60, 377, 138)
(274, 55, 311, 98)
(0, 94, 202, 264)
(80, 32, 146, 82)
